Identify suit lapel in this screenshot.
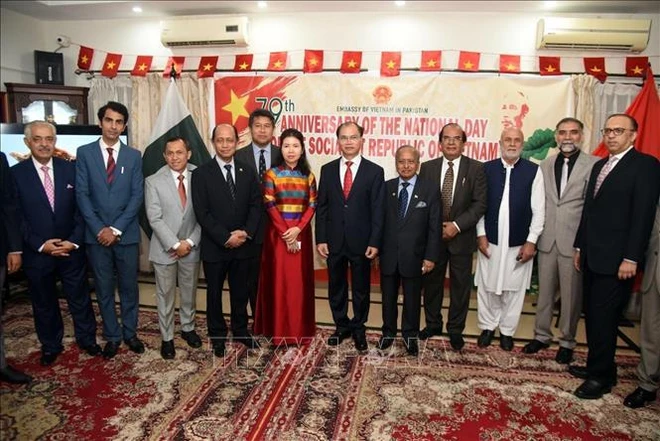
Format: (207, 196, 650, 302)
(213, 159, 235, 204)
(595, 150, 634, 198)
(547, 157, 560, 200)
(162, 168, 185, 212)
(28, 162, 53, 212)
(401, 180, 420, 226)
(329, 159, 343, 198)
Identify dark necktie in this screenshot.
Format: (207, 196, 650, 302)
(224, 164, 236, 200)
(177, 173, 187, 209)
(258, 149, 266, 182)
(343, 161, 353, 199)
(106, 148, 116, 184)
(441, 161, 454, 220)
(398, 182, 410, 220)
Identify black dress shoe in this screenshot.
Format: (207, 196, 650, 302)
(377, 336, 394, 351)
(103, 341, 121, 359)
(124, 337, 145, 354)
(353, 332, 368, 352)
(405, 339, 419, 356)
(212, 341, 226, 357)
(477, 330, 495, 348)
(568, 365, 589, 379)
(522, 339, 550, 354)
(235, 333, 260, 349)
(0, 365, 32, 384)
(81, 343, 102, 357)
(40, 351, 60, 366)
(574, 379, 612, 399)
(419, 327, 442, 341)
(500, 335, 514, 351)
(555, 347, 574, 364)
(327, 329, 352, 346)
(624, 387, 657, 409)
(160, 340, 175, 360)
(181, 330, 203, 349)
(449, 333, 465, 351)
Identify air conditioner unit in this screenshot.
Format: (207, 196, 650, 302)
(536, 17, 651, 52)
(161, 16, 248, 48)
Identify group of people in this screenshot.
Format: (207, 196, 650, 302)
(0, 104, 658, 410)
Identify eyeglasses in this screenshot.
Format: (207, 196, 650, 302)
(339, 135, 361, 142)
(441, 136, 463, 143)
(601, 127, 635, 136)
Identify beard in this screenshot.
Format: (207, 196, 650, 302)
(559, 142, 578, 154)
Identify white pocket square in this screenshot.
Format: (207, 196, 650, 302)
(66, 184, 74, 189)
(415, 201, 427, 208)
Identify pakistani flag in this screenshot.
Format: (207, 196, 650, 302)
(140, 79, 212, 237)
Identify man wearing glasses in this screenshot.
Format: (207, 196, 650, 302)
(571, 114, 660, 399)
(418, 123, 486, 351)
(316, 121, 385, 352)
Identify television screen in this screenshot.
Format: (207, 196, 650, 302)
(0, 123, 128, 167)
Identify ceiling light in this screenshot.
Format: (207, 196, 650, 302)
(257, 1, 267, 8)
(132, 6, 142, 13)
(395, 1, 406, 6)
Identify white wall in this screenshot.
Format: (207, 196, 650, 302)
(1, 8, 658, 91)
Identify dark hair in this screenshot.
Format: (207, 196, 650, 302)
(606, 113, 638, 131)
(211, 124, 238, 141)
(438, 123, 467, 143)
(273, 128, 311, 175)
(336, 121, 364, 138)
(165, 136, 190, 151)
(555, 117, 584, 131)
(97, 101, 129, 124)
(249, 108, 275, 127)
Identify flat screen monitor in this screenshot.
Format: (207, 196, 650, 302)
(0, 123, 128, 167)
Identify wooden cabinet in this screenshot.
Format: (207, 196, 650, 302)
(4, 83, 89, 125)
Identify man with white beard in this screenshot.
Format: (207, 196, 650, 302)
(475, 127, 545, 351)
(523, 118, 598, 364)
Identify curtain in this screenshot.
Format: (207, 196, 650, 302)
(571, 74, 598, 152)
(88, 76, 132, 126)
(592, 82, 640, 151)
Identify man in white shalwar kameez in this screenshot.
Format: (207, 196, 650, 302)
(475, 128, 545, 350)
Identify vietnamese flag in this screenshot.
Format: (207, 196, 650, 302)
(303, 50, 324, 73)
(267, 52, 287, 71)
(420, 51, 441, 72)
(234, 54, 253, 72)
(163, 57, 185, 78)
(197, 56, 218, 78)
(584, 57, 607, 82)
(77, 46, 94, 70)
(340, 51, 362, 74)
(458, 51, 480, 72)
(380, 51, 401, 77)
(499, 54, 520, 73)
(101, 53, 122, 78)
(131, 56, 153, 77)
(539, 56, 561, 76)
(626, 56, 648, 77)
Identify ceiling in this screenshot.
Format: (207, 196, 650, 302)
(1, 0, 659, 21)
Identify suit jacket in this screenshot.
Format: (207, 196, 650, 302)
(380, 176, 441, 278)
(191, 157, 261, 262)
(641, 204, 660, 293)
(0, 152, 21, 265)
(537, 152, 598, 257)
(75, 140, 144, 245)
(575, 148, 660, 275)
(145, 164, 201, 265)
(234, 143, 282, 245)
(11, 157, 85, 269)
(419, 155, 486, 254)
(315, 157, 385, 255)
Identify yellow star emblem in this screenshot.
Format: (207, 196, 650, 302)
(545, 65, 556, 72)
(463, 60, 473, 69)
(506, 63, 517, 71)
(632, 65, 644, 75)
(221, 90, 250, 125)
(106, 61, 116, 70)
(590, 66, 602, 72)
(138, 63, 147, 71)
(308, 58, 318, 66)
(426, 59, 437, 67)
(347, 60, 357, 68)
(239, 61, 249, 70)
(386, 60, 396, 69)
(203, 63, 213, 71)
(80, 55, 89, 64)
(273, 60, 283, 68)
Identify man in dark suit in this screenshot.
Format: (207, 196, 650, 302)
(76, 101, 145, 359)
(192, 123, 262, 357)
(0, 151, 32, 384)
(571, 114, 660, 399)
(419, 123, 486, 350)
(12, 121, 100, 366)
(316, 121, 385, 352)
(378, 146, 440, 356)
(234, 109, 281, 316)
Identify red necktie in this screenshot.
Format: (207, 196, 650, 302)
(177, 174, 187, 208)
(343, 161, 353, 199)
(106, 148, 116, 184)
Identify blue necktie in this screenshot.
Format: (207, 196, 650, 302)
(398, 182, 410, 220)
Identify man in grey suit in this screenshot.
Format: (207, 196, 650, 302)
(624, 202, 660, 408)
(233, 109, 282, 316)
(146, 137, 202, 360)
(523, 118, 597, 364)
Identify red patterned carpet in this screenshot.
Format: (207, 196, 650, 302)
(1, 299, 659, 440)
